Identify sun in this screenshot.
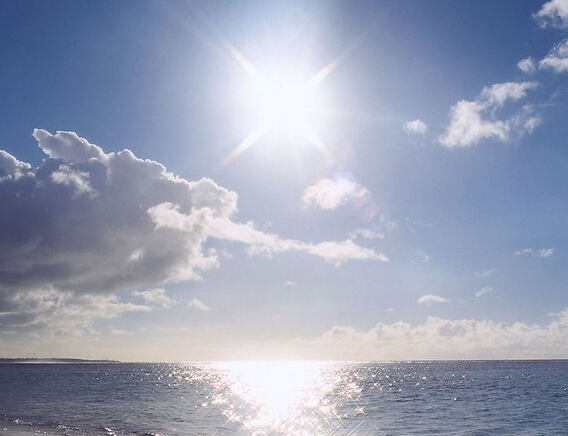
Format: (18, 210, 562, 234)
(250, 71, 319, 141)
(222, 68, 328, 166)
(220, 40, 344, 165)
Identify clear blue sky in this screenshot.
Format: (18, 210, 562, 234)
(1, 0, 568, 360)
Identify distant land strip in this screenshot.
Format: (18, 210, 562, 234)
(0, 358, 120, 364)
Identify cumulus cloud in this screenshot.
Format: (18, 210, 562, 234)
(517, 57, 536, 74)
(439, 82, 541, 147)
(417, 294, 448, 305)
(540, 39, 568, 73)
(403, 119, 427, 134)
(302, 178, 369, 210)
(187, 297, 210, 311)
(0, 150, 31, 179)
(0, 130, 385, 333)
(286, 309, 568, 360)
(475, 286, 494, 297)
(534, 0, 568, 28)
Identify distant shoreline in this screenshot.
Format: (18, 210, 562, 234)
(2, 358, 568, 364)
(0, 358, 120, 364)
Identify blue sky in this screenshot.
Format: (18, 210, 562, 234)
(1, 0, 568, 360)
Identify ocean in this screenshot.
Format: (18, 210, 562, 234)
(1, 361, 568, 436)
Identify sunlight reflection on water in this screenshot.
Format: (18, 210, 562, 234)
(203, 361, 376, 436)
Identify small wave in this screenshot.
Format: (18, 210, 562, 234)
(103, 427, 117, 436)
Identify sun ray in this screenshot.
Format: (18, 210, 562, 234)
(310, 24, 375, 86)
(307, 131, 333, 161)
(218, 36, 259, 77)
(220, 127, 265, 168)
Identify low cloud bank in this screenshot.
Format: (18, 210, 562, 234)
(285, 310, 568, 360)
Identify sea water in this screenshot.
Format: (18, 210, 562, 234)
(1, 361, 568, 436)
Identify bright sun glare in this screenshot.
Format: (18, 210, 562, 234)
(251, 72, 318, 141)
(219, 34, 349, 165)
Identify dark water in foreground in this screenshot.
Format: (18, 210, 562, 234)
(1, 361, 568, 436)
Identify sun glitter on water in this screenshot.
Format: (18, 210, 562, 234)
(216, 361, 325, 431)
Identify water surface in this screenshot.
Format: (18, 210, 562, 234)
(1, 361, 568, 435)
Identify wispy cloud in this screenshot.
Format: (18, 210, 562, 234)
(417, 294, 448, 305)
(0, 289, 152, 336)
(132, 288, 174, 309)
(403, 119, 427, 134)
(475, 269, 495, 278)
(439, 82, 540, 147)
(475, 286, 494, 298)
(515, 247, 554, 258)
(187, 297, 210, 311)
(302, 177, 369, 210)
(413, 250, 431, 263)
(148, 202, 388, 266)
(348, 228, 384, 240)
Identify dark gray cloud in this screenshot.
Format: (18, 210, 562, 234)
(0, 130, 234, 297)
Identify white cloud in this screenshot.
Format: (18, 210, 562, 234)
(284, 281, 297, 286)
(0, 130, 385, 334)
(515, 248, 533, 255)
(0, 150, 31, 179)
(187, 297, 210, 311)
(51, 164, 96, 197)
(534, 0, 568, 28)
(148, 202, 387, 266)
(475, 286, 494, 297)
(132, 288, 173, 308)
(517, 57, 536, 74)
(439, 82, 540, 147)
(540, 39, 568, 73)
(348, 228, 384, 240)
(302, 178, 369, 210)
(403, 119, 427, 134)
(475, 269, 495, 278)
(285, 309, 568, 360)
(417, 294, 448, 305)
(539, 248, 555, 258)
